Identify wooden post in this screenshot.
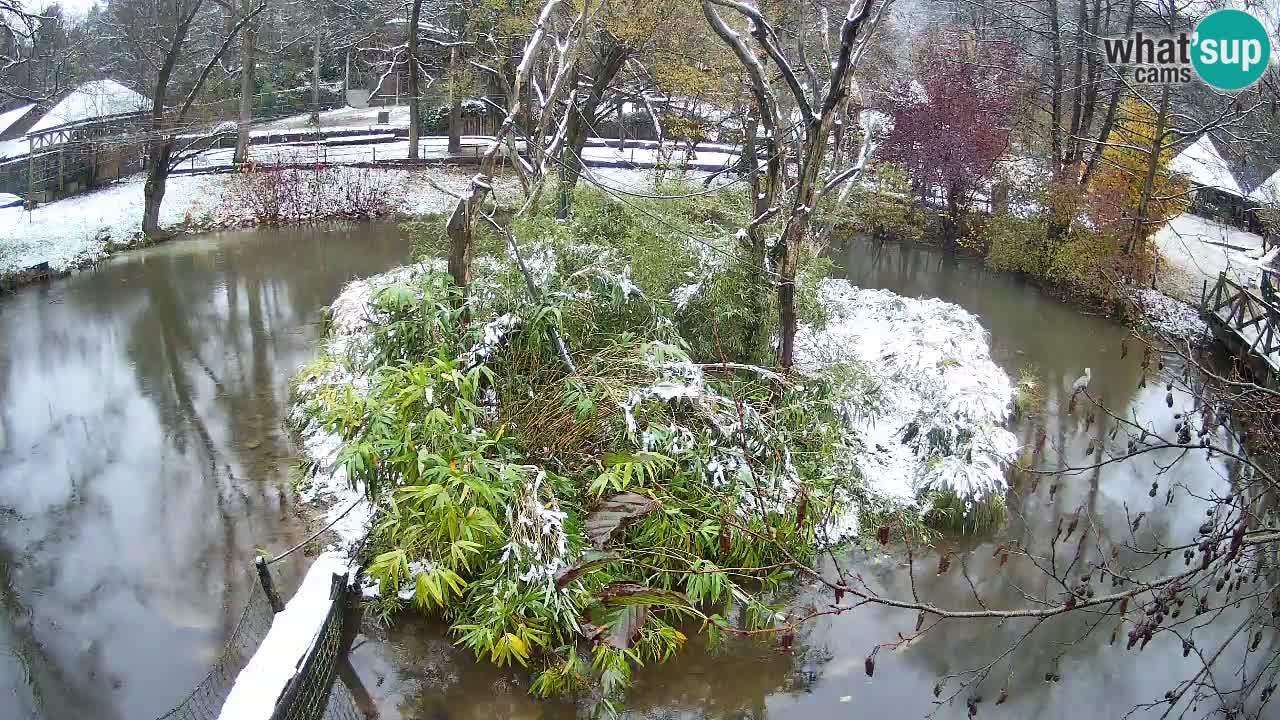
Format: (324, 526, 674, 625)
(27, 139, 35, 205)
(1201, 279, 1208, 311)
(256, 555, 285, 613)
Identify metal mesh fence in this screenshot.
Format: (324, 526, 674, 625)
(153, 572, 278, 720)
(271, 571, 352, 720)
(152, 563, 365, 720)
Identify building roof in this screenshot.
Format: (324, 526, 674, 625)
(27, 80, 149, 135)
(0, 104, 36, 136)
(1249, 166, 1280, 205)
(1169, 134, 1243, 198)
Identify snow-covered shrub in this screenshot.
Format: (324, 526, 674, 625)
(797, 280, 1018, 520)
(222, 166, 404, 224)
(290, 185, 1025, 706)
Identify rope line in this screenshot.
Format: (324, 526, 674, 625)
(266, 497, 366, 566)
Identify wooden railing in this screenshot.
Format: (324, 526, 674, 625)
(1205, 272, 1280, 361)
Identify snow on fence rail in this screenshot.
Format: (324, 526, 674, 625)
(217, 552, 362, 720)
(148, 553, 364, 720)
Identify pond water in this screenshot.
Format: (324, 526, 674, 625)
(0, 225, 1245, 720)
(0, 222, 410, 720)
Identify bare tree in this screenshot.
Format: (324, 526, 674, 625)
(100, 0, 265, 237)
(702, 0, 890, 369)
(233, 0, 258, 163)
(443, 0, 597, 294)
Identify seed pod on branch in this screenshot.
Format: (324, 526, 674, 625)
(938, 553, 951, 575)
(864, 650, 876, 677)
(1131, 512, 1145, 533)
(916, 610, 926, 632)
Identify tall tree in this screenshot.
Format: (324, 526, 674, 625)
(102, 0, 265, 237)
(879, 36, 1020, 249)
(233, 0, 258, 163)
(702, 0, 891, 369)
(407, 0, 424, 158)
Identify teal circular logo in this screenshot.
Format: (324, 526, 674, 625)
(1192, 9, 1272, 91)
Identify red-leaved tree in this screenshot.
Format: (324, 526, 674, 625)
(879, 36, 1021, 248)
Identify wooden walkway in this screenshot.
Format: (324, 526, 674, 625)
(1202, 271, 1280, 381)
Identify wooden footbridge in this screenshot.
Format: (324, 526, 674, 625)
(1202, 271, 1280, 386)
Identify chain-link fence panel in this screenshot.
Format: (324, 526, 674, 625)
(270, 571, 353, 720)
(153, 573, 277, 720)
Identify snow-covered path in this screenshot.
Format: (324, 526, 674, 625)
(1154, 212, 1269, 306)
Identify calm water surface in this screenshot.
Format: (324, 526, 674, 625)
(0, 226, 1248, 720)
(0, 223, 410, 720)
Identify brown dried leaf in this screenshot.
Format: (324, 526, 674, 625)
(585, 492, 659, 549)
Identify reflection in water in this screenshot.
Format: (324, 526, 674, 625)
(347, 237, 1248, 719)
(0, 223, 411, 720)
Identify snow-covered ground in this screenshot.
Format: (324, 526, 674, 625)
(176, 134, 740, 173)
(0, 168, 523, 277)
(256, 104, 412, 131)
(183, 135, 515, 169)
(1131, 287, 1211, 342)
(1154, 212, 1268, 305)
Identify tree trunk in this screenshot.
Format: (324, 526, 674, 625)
(1128, 85, 1171, 257)
(739, 112, 771, 364)
(142, 139, 173, 238)
(448, 46, 462, 153)
(233, 1, 256, 164)
(407, 0, 423, 160)
(557, 43, 627, 218)
(310, 29, 321, 126)
(1047, 0, 1064, 179)
(778, 118, 836, 369)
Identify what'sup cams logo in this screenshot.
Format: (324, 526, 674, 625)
(1103, 8, 1273, 90)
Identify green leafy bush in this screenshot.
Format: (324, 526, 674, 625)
(985, 214, 1050, 276)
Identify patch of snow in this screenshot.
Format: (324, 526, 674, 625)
(464, 312, 521, 369)
(1153, 212, 1266, 305)
(499, 469, 571, 585)
(797, 280, 1017, 512)
(27, 80, 149, 134)
(1132, 288, 1211, 341)
(0, 103, 34, 135)
(1169, 135, 1243, 198)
